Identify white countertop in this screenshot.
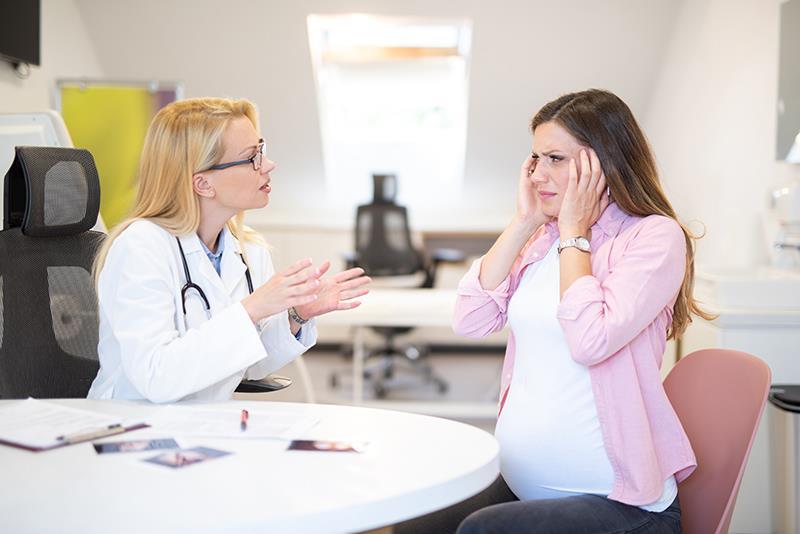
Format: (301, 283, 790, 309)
(694, 266, 800, 325)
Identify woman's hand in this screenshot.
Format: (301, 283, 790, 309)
(516, 154, 551, 228)
(558, 149, 609, 238)
(476, 154, 553, 290)
(241, 258, 322, 323)
(293, 261, 371, 321)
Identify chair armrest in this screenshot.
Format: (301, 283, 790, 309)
(235, 375, 292, 393)
(421, 248, 466, 288)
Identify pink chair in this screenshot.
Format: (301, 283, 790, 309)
(663, 348, 771, 534)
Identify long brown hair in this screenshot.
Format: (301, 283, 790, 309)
(531, 89, 713, 339)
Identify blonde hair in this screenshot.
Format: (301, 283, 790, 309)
(531, 89, 715, 339)
(93, 97, 265, 283)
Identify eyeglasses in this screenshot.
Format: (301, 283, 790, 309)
(202, 139, 266, 172)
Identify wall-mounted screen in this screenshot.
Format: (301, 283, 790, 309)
(0, 0, 41, 67)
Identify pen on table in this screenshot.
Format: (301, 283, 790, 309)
(57, 424, 125, 444)
(240, 409, 249, 432)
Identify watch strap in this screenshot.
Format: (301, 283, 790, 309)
(557, 236, 590, 254)
(288, 306, 309, 325)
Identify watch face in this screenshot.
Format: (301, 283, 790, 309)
(576, 237, 590, 251)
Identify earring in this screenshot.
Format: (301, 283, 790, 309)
(606, 186, 611, 198)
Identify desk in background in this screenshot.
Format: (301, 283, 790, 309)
(421, 230, 499, 259)
(0, 399, 499, 534)
(316, 288, 505, 419)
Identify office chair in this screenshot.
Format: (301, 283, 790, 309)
(332, 174, 464, 398)
(0, 146, 104, 398)
(663, 348, 771, 534)
(0, 146, 288, 398)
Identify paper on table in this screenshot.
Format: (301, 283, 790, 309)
(147, 406, 318, 439)
(0, 398, 125, 450)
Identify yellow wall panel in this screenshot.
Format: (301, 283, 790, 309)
(61, 86, 164, 228)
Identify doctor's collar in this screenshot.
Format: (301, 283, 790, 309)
(177, 227, 244, 256)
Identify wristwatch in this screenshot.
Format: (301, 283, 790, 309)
(557, 236, 591, 254)
(288, 306, 309, 325)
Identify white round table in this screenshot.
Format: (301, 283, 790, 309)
(0, 399, 499, 533)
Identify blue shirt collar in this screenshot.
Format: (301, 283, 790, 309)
(198, 227, 227, 275)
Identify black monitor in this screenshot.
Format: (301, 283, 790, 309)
(0, 0, 41, 67)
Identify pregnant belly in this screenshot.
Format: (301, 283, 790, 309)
(494, 390, 614, 499)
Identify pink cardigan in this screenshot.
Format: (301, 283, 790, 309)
(453, 202, 697, 505)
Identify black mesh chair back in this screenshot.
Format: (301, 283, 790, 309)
(354, 174, 424, 277)
(355, 204, 425, 276)
(0, 147, 104, 398)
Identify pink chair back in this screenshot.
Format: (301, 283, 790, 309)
(663, 348, 771, 534)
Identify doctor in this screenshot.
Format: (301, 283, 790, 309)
(88, 97, 370, 403)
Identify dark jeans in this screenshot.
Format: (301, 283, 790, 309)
(395, 477, 681, 534)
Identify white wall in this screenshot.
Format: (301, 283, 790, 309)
(74, 0, 679, 231)
(644, 0, 800, 270)
(6, 0, 794, 271)
(3, 0, 792, 266)
(0, 0, 104, 113)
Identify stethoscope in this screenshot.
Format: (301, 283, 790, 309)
(175, 236, 253, 315)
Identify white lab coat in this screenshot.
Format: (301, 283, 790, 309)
(87, 220, 317, 403)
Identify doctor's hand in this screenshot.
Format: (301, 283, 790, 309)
(292, 261, 371, 321)
(241, 258, 322, 323)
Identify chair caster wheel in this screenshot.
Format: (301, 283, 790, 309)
(330, 374, 339, 389)
(437, 381, 448, 395)
(374, 384, 387, 399)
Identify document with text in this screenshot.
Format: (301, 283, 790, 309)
(146, 405, 318, 440)
(0, 398, 146, 451)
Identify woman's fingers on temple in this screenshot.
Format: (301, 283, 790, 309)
(596, 172, 607, 195)
(579, 150, 592, 188)
(568, 159, 578, 188)
(587, 151, 603, 190)
(521, 153, 535, 171)
(590, 149, 602, 175)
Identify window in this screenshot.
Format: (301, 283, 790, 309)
(307, 15, 472, 210)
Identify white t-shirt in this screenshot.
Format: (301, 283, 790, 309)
(494, 241, 676, 511)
